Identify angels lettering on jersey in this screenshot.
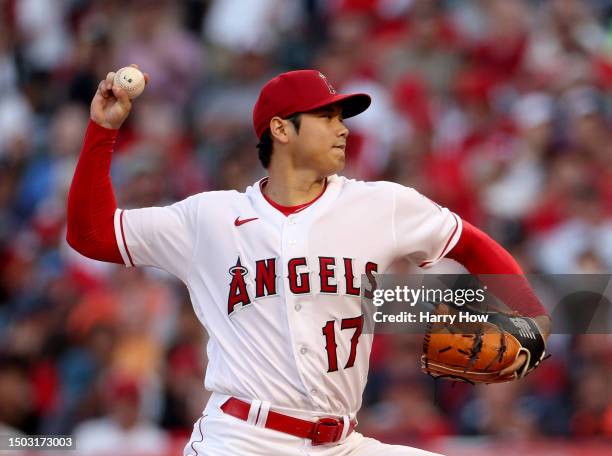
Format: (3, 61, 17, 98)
(227, 256, 378, 315)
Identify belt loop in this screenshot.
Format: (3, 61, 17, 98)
(247, 399, 262, 425)
(255, 401, 271, 428)
(339, 415, 350, 441)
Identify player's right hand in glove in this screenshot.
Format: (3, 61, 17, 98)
(91, 64, 149, 130)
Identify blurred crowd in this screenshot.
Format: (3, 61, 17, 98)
(1, 0, 612, 454)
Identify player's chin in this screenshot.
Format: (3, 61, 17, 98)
(328, 154, 345, 174)
(330, 148, 346, 168)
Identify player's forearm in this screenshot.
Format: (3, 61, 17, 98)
(446, 220, 548, 318)
(66, 120, 123, 263)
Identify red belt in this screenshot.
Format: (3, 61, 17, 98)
(220, 397, 357, 446)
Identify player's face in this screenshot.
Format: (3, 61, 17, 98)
(290, 104, 349, 176)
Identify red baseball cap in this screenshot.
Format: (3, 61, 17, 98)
(253, 70, 371, 139)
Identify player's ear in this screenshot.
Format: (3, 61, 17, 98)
(269, 117, 291, 144)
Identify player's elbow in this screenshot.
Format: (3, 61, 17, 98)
(66, 199, 88, 255)
(66, 229, 95, 259)
(65, 225, 123, 264)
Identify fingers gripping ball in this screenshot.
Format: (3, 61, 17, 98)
(113, 67, 145, 99)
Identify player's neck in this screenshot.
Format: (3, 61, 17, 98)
(264, 168, 327, 206)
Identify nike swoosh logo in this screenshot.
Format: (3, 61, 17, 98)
(234, 217, 259, 227)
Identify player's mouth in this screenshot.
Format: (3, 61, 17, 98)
(332, 144, 346, 151)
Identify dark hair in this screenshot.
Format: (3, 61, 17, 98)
(256, 114, 302, 168)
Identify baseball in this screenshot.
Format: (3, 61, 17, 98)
(113, 66, 145, 99)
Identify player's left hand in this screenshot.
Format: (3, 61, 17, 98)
(499, 315, 550, 378)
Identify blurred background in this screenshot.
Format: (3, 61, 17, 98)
(1, 0, 612, 454)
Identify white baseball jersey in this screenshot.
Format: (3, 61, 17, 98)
(113, 175, 461, 416)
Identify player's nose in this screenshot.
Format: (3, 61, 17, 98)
(337, 120, 349, 138)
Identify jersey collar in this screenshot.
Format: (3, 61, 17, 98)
(248, 175, 342, 225)
(259, 177, 328, 216)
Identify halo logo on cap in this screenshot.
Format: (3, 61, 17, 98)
(319, 72, 336, 94)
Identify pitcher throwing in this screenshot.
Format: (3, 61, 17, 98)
(67, 65, 550, 455)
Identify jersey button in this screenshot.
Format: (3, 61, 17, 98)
(299, 347, 308, 355)
(310, 388, 318, 395)
(294, 304, 302, 311)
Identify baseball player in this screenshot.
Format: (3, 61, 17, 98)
(66, 65, 550, 455)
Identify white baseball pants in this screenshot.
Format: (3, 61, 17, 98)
(183, 393, 443, 456)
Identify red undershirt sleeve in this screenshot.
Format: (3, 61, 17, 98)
(66, 120, 123, 264)
(446, 219, 547, 317)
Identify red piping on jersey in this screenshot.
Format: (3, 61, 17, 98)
(119, 210, 135, 267)
(66, 120, 124, 264)
(260, 178, 328, 216)
(447, 219, 547, 317)
(419, 213, 460, 267)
